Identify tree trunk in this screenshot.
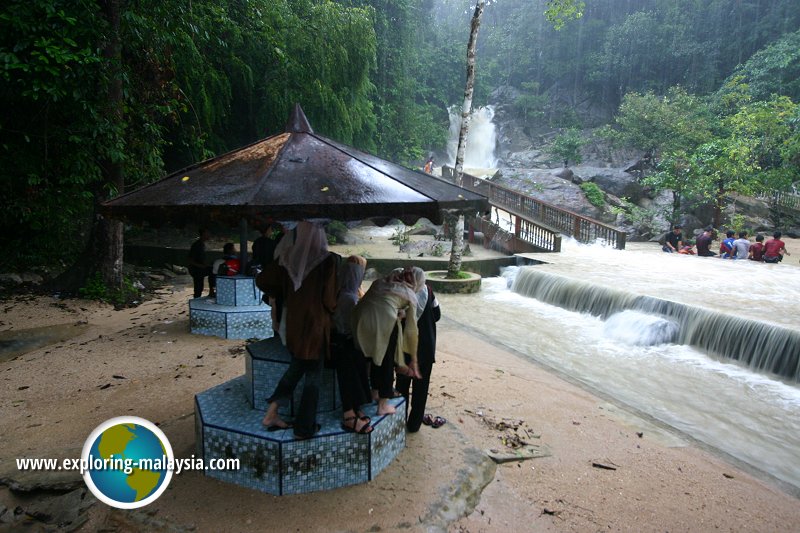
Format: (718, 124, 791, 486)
(713, 180, 725, 228)
(97, 0, 124, 289)
(447, 1, 484, 279)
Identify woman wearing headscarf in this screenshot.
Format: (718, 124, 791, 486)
(331, 255, 373, 434)
(351, 267, 423, 416)
(257, 221, 338, 439)
(395, 267, 441, 432)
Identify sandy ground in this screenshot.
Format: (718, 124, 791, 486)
(1, 239, 799, 532)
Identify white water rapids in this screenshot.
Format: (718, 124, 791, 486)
(437, 239, 800, 492)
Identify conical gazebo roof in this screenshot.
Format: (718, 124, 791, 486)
(102, 104, 487, 227)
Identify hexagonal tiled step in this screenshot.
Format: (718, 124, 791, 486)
(189, 298, 272, 339)
(215, 276, 264, 307)
(245, 337, 340, 416)
(195, 377, 405, 495)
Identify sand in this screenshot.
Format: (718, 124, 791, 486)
(1, 239, 799, 532)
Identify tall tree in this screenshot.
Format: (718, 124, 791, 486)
(446, 0, 484, 279)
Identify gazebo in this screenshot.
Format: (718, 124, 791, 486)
(101, 104, 488, 495)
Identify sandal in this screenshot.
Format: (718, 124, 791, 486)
(342, 416, 373, 434)
(422, 414, 446, 428)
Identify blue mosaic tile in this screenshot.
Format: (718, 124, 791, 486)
(216, 276, 264, 307)
(195, 369, 405, 494)
(189, 298, 272, 340)
(370, 397, 407, 478)
(246, 338, 339, 413)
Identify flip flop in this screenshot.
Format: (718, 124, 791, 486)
(265, 423, 293, 432)
(342, 416, 373, 434)
(422, 414, 434, 426)
(431, 416, 446, 429)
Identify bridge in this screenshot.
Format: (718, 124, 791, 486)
(442, 167, 627, 253)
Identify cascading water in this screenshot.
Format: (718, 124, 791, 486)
(435, 242, 800, 491)
(446, 105, 498, 169)
(512, 269, 800, 381)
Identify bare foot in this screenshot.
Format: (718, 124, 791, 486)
(377, 399, 396, 415)
(261, 414, 290, 429)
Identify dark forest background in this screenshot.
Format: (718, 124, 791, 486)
(2, 0, 799, 273)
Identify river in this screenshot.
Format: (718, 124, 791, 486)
(437, 239, 800, 492)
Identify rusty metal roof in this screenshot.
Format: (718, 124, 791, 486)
(102, 104, 488, 226)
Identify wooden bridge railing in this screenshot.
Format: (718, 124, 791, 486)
(445, 167, 627, 250)
(760, 190, 800, 212)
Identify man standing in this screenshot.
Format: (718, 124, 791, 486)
(187, 228, 216, 298)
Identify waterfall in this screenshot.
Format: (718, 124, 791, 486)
(512, 268, 800, 382)
(446, 105, 498, 168)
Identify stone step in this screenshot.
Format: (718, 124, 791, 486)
(189, 298, 272, 340)
(245, 337, 339, 415)
(195, 377, 406, 495)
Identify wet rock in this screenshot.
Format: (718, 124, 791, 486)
(20, 273, 44, 285)
(165, 264, 188, 275)
(572, 166, 644, 202)
(486, 444, 552, 464)
(23, 487, 95, 530)
(0, 273, 23, 286)
(552, 167, 574, 182)
(0, 448, 84, 493)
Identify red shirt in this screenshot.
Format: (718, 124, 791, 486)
(749, 242, 764, 261)
(763, 239, 785, 258)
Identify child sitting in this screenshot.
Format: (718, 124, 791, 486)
(213, 243, 241, 276)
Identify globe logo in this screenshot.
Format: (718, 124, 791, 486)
(81, 416, 174, 509)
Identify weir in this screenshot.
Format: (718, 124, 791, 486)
(513, 268, 800, 382)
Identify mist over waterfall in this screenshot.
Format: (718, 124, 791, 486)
(447, 105, 497, 168)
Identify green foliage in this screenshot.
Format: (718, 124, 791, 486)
(723, 29, 800, 103)
(609, 199, 662, 240)
(580, 182, 605, 208)
(325, 220, 349, 245)
(550, 128, 585, 165)
(79, 273, 141, 305)
(389, 225, 412, 248)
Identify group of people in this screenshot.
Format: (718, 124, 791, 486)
(662, 225, 791, 263)
(186, 224, 283, 299)
(253, 221, 441, 439)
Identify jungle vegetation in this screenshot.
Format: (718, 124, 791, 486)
(1, 0, 798, 278)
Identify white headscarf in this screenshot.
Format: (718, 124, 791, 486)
(275, 220, 329, 291)
(410, 267, 428, 317)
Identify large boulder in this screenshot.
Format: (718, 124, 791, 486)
(571, 166, 645, 202)
(493, 168, 604, 220)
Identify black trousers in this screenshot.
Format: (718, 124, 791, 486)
(370, 325, 398, 399)
(331, 333, 370, 413)
(188, 266, 216, 298)
(267, 355, 324, 437)
(396, 355, 434, 433)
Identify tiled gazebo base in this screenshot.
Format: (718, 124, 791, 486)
(195, 377, 406, 495)
(245, 337, 340, 417)
(189, 298, 272, 339)
(189, 276, 272, 339)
